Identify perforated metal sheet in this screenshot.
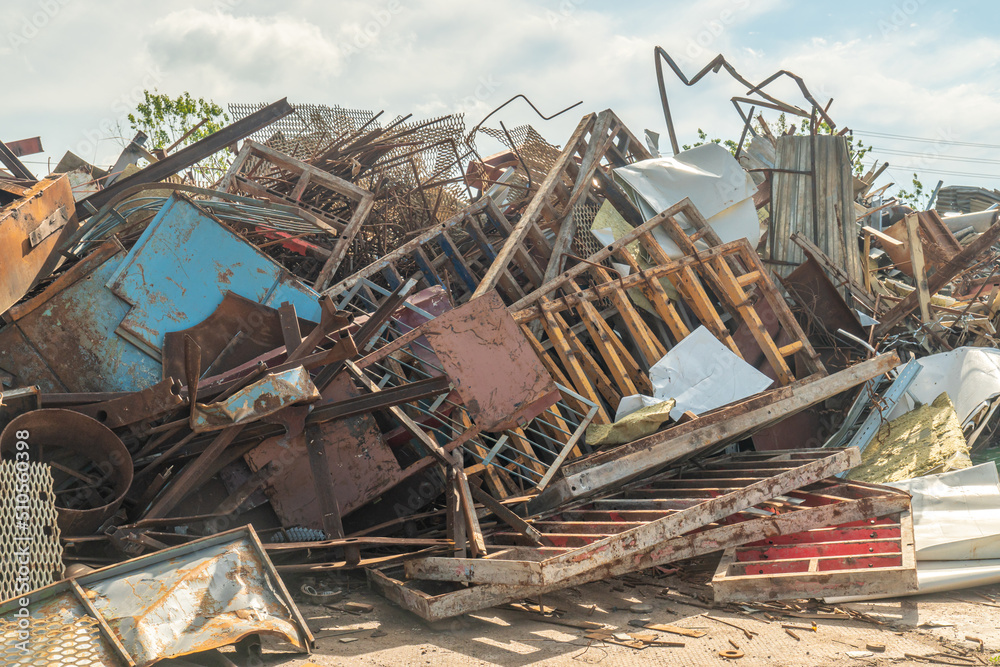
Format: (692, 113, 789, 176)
(0, 461, 63, 602)
(0, 615, 111, 666)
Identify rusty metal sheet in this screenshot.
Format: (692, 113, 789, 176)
(7, 248, 162, 393)
(246, 373, 407, 529)
(0, 324, 68, 392)
(192, 366, 320, 432)
(4, 137, 43, 157)
(420, 291, 559, 431)
(161, 292, 306, 381)
(782, 255, 866, 343)
(1, 195, 327, 394)
(0, 175, 79, 315)
(0, 526, 312, 666)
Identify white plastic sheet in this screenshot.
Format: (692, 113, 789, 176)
(617, 326, 773, 422)
(888, 463, 1000, 561)
(611, 143, 759, 259)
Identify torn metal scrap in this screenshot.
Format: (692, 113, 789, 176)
(0, 526, 312, 666)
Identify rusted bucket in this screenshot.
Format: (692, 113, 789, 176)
(1, 409, 133, 536)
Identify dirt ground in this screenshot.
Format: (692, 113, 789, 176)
(240, 558, 1000, 667)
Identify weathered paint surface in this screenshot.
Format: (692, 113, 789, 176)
(0, 194, 323, 393)
(192, 366, 320, 431)
(0, 175, 79, 315)
(107, 194, 322, 358)
(246, 373, 405, 528)
(0, 527, 313, 666)
(421, 291, 559, 432)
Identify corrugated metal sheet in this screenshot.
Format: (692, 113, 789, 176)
(770, 135, 865, 292)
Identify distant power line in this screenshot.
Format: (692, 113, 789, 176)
(871, 147, 1000, 166)
(854, 129, 1000, 151)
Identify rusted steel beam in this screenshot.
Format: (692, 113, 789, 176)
(77, 98, 294, 220)
(0, 140, 34, 179)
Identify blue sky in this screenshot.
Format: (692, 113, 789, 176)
(2, 0, 999, 198)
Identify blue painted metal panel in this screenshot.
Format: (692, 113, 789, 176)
(107, 195, 321, 359)
(13, 254, 163, 392)
(1, 195, 324, 393)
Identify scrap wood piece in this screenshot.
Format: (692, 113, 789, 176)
(905, 213, 933, 324)
(474, 114, 596, 298)
(368, 468, 911, 621)
(875, 210, 1000, 336)
(532, 353, 898, 513)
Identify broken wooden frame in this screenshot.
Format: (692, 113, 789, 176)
(509, 235, 825, 424)
(474, 109, 652, 299)
(321, 197, 544, 307)
(367, 448, 914, 621)
(712, 480, 916, 602)
(531, 352, 899, 513)
(404, 448, 859, 587)
(218, 139, 376, 290)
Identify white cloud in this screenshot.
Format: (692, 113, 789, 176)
(148, 9, 343, 87)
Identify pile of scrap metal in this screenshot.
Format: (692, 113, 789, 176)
(2, 50, 1000, 652)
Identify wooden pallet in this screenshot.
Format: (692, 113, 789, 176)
(712, 489, 917, 602)
(368, 449, 914, 621)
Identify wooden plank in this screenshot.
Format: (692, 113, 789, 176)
(905, 213, 932, 324)
(474, 115, 596, 297)
(542, 111, 617, 284)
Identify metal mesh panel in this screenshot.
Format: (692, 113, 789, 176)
(229, 103, 379, 161)
(0, 461, 63, 601)
(0, 615, 108, 666)
(571, 201, 603, 259)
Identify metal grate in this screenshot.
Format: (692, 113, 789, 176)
(0, 615, 108, 666)
(0, 461, 63, 601)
